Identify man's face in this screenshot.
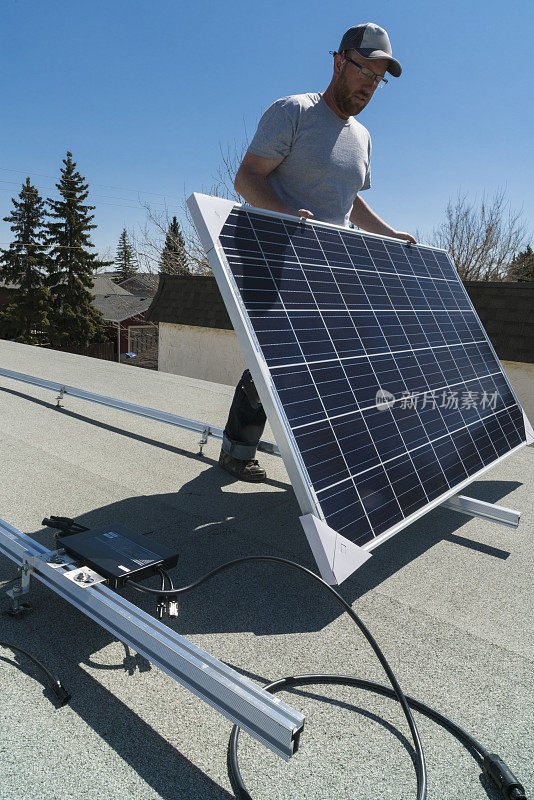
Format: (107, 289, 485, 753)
(332, 50, 389, 117)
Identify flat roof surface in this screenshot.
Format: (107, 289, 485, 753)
(0, 339, 532, 800)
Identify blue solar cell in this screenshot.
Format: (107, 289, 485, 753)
(212, 207, 526, 548)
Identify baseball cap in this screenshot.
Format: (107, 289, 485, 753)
(337, 23, 402, 77)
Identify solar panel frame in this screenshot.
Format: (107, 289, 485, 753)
(188, 193, 529, 584)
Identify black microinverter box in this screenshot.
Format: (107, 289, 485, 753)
(57, 525, 179, 588)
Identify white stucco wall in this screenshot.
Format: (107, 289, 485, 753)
(158, 323, 247, 386)
(158, 324, 534, 426)
(502, 361, 534, 427)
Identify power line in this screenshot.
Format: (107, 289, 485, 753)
(0, 242, 106, 250)
(0, 181, 172, 210)
(0, 166, 184, 201)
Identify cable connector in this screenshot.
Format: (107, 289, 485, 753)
(51, 679, 71, 706)
(483, 754, 527, 800)
(166, 599, 179, 618)
(156, 600, 166, 619)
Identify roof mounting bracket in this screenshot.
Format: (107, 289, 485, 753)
(440, 494, 521, 528)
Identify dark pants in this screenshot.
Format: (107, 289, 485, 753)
(222, 370, 267, 460)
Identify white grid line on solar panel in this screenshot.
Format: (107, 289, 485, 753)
(242, 212, 520, 504)
(225, 251, 470, 321)
(269, 215, 412, 523)
(305, 398, 523, 512)
(241, 206, 373, 531)
(239, 213, 518, 490)
(223, 249, 461, 286)
(315, 403, 521, 527)
(220, 213, 454, 281)
(320, 422, 519, 535)
(276, 349, 504, 431)
(224, 235, 468, 290)
(305, 394, 519, 496)
(240, 227, 455, 290)
(225, 205, 451, 255)
(225, 210, 458, 285)
(289, 368, 504, 427)
(307, 224, 491, 510)
(344, 229, 509, 488)
(227, 268, 470, 317)
(261, 333, 488, 371)
(244, 213, 377, 536)
(219, 221, 453, 280)
(220, 210, 524, 540)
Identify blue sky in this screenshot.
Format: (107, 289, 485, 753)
(1, 0, 532, 259)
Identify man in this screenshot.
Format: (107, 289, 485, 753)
(219, 22, 416, 482)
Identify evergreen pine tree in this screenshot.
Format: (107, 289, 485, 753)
(506, 245, 534, 282)
(44, 152, 108, 347)
(115, 228, 138, 281)
(159, 217, 190, 275)
(0, 178, 51, 343)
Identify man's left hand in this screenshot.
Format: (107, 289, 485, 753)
(394, 231, 416, 244)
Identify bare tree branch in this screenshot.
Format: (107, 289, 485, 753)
(430, 188, 526, 281)
(134, 120, 254, 277)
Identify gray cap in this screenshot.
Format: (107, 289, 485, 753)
(338, 22, 402, 77)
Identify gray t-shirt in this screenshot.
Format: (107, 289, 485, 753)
(247, 93, 371, 227)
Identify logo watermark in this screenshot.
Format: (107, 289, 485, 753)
(375, 388, 500, 412)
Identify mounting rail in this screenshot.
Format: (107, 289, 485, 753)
(0, 517, 304, 760)
(0, 367, 521, 533)
(0, 367, 280, 456)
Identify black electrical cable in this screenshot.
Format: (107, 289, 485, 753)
(128, 556, 527, 800)
(0, 640, 71, 706)
(129, 556, 427, 797)
(228, 675, 526, 799)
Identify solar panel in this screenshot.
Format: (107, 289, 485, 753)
(188, 193, 531, 584)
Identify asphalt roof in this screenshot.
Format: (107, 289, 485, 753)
(91, 275, 132, 296)
(0, 339, 532, 800)
(92, 293, 154, 322)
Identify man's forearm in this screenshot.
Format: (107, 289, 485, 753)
(235, 168, 300, 216)
(350, 194, 399, 237)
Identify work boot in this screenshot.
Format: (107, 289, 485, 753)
(218, 450, 267, 482)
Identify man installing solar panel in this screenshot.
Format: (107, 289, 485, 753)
(219, 22, 416, 482)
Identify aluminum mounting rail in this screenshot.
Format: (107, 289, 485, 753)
(0, 517, 304, 760)
(0, 367, 280, 456)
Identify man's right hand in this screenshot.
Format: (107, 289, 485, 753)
(296, 208, 314, 219)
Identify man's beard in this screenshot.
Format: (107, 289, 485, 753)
(333, 70, 369, 117)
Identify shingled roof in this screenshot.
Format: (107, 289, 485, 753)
(91, 274, 132, 296)
(146, 274, 232, 330)
(93, 294, 154, 323)
(146, 275, 534, 364)
(463, 281, 534, 364)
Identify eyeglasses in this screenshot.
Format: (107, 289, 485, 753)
(339, 51, 388, 89)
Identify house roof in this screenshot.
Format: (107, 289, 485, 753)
(146, 274, 232, 330)
(91, 274, 132, 296)
(147, 275, 534, 364)
(464, 281, 534, 364)
(0, 278, 20, 290)
(93, 293, 153, 322)
(0, 337, 532, 800)
(118, 273, 160, 294)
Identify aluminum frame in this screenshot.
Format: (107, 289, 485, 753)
(440, 494, 521, 528)
(187, 193, 529, 584)
(0, 517, 304, 760)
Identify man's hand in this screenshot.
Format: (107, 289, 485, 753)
(393, 231, 416, 244)
(296, 208, 314, 219)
